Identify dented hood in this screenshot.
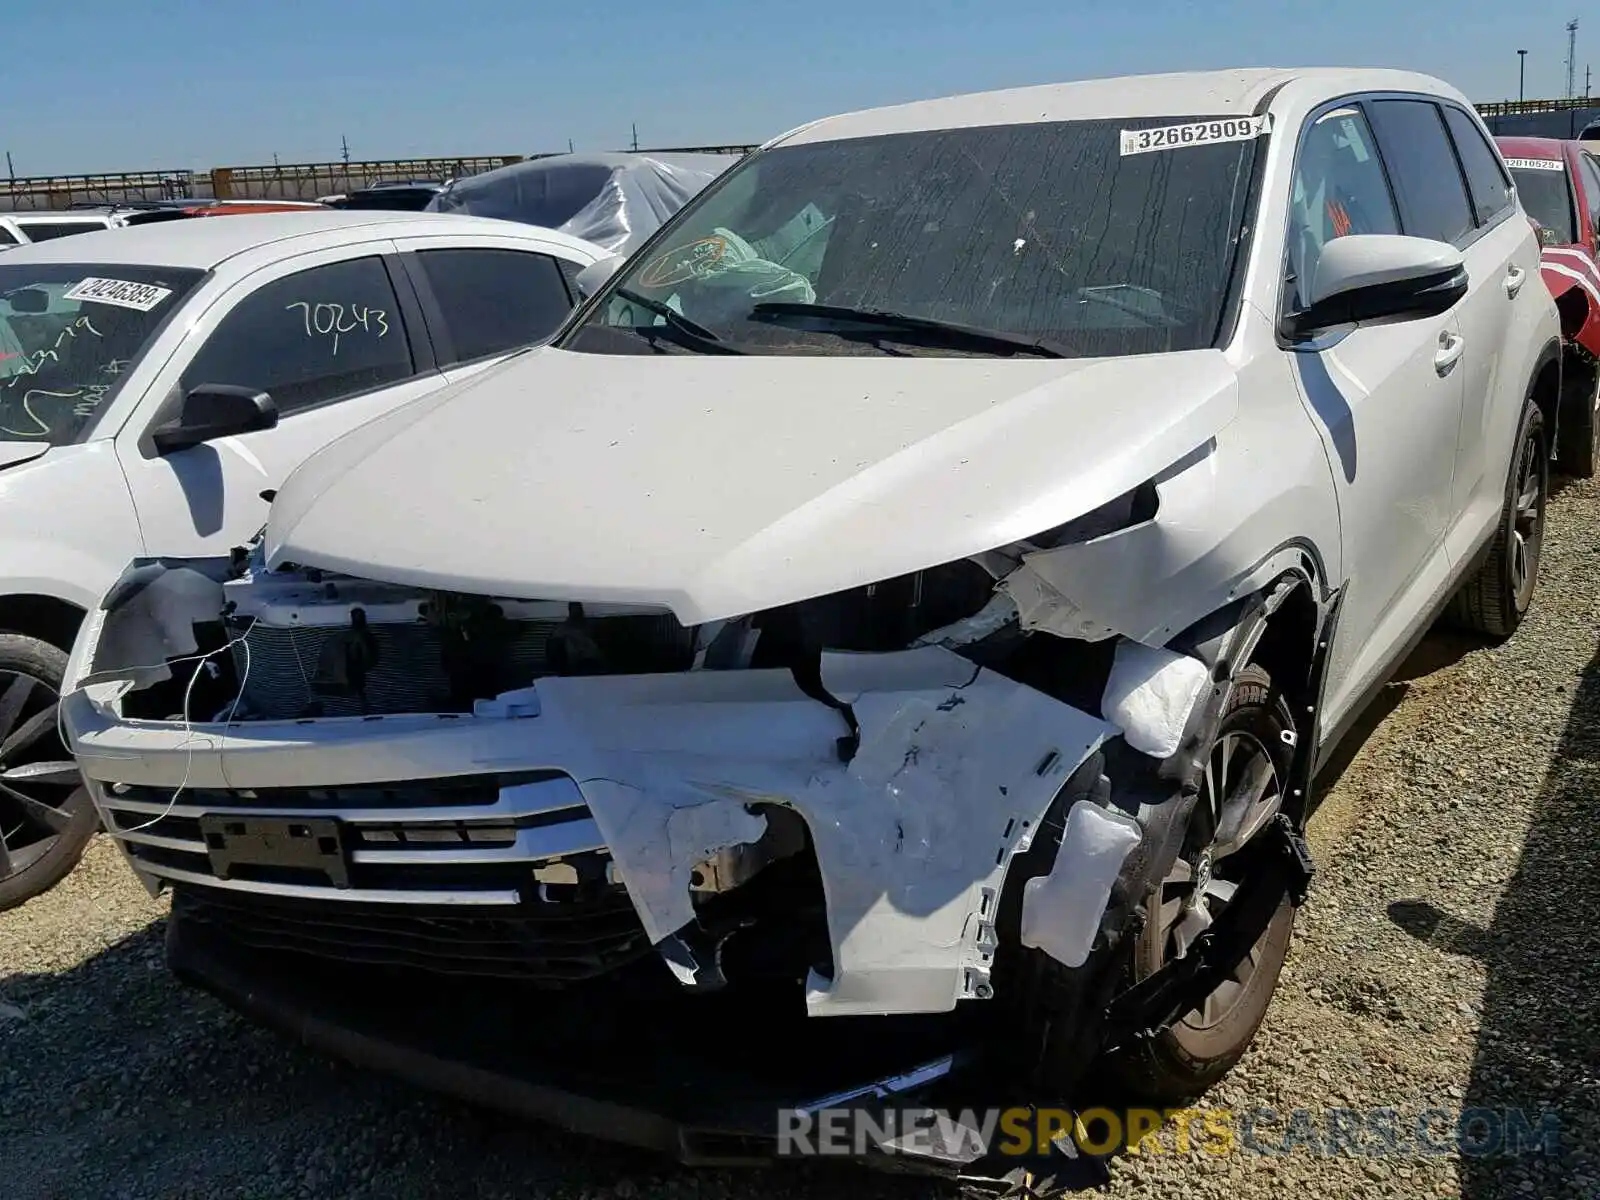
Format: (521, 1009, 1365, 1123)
(267, 346, 1238, 623)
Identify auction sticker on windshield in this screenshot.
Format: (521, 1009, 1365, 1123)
(1120, 115, 1271, 156)
(61, 277, 174, 312)
(1503, 157, 1565, 171)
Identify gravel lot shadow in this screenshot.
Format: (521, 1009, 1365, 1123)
(1387, 635, 1600, 1199)
(1313, 627, 1493, 807)
(0, 918, 942, 1200)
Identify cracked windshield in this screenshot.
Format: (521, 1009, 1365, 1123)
(0, 264, 201, 443)
(563, 117, 1260, 358)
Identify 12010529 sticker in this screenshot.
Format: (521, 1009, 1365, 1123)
(1120, 115, 1271, 156)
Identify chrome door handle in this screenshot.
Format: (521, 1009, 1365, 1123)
(1434, 331, 1465, 374)
(1505, 265, 1527, 297)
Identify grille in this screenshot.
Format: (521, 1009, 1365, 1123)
(229, 614, 694, 719)
(171, 883, 652, 982)
(107, 775, 521, 811)
(100, 767, 611, 901)
(229, 621, 551, 718)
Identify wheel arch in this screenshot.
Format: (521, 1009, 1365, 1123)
(0, 594, 88, 654)
(1530, 335, 1563, 455)
(1167, 555, 1329, 751)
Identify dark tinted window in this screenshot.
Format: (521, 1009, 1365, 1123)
(1367, 100, 1475, 244)
(116, 209, 193, 226)
(336, 187, 440, 211)
(413, 248, 575, 363)
(181, 256, 414, 416)
(1507, 159, 1577, 244)
(20, 221, 107, 242)
(1442, 107, 1513, 224)
(0, 228, 16, 246)
(1287, 106, 1400, 309)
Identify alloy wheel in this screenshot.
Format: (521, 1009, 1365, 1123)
(1510, 430, 1545, 608)
(1152, 728, 1284, 1031)
(0, 669, 82, 885)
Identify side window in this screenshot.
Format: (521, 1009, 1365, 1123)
(180, 256, 414, 417)
(1580, 155, 1600, 235)
(411, 249, 575, 365)
(1441, 106, 1514, 224)
(0, 227, 15, 246)
(1365, 99, 1475, 245)
(1286, 105, 1401, 309)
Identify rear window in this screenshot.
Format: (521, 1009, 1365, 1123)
(1506, 158, 1577, 244)
(18, 221, 108, 242)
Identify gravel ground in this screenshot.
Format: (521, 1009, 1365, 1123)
(3, 481, 1598, 1200)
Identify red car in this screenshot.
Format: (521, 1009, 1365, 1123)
(1497, 135, 1600, 474)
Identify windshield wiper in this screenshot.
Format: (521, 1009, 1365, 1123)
(749, 301, 1068, 358)
(611, 288, 744, 355)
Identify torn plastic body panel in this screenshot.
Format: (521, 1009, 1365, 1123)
(65, 558, 1127, 1018)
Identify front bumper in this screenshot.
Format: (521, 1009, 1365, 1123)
(65, 596, 1114, 1017)
(167, 912, 1110, 1187)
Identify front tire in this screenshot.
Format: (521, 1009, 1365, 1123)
(1450, 398, 1548, 638)
(0, 633, 96, 912)
(1099, 665, 1298, 1102)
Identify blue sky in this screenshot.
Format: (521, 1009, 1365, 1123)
(5, 0, 1593, 176)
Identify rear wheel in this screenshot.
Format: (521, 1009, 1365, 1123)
(0, 634, 96, 912)
(1450, 399, 1547, 638)
(1100, 665, 1298, 1102)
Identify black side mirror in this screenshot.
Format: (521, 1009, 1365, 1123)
(151, 384, 278, 455)
(1289, 266, 1468, 339)
(1286, 235, 1469, 341)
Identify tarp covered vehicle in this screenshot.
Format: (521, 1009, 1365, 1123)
(62, 68, 1557, 1181)
(425, 151, 736, 255)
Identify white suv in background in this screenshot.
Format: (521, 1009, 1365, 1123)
(0, 211, 127, 248)
(0, 211, 606, 907)
(63, 69, 1559, 1166)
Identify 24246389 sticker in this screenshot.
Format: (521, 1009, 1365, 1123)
(61, 277, 173, 312)
(1120, 115, 1271, 156)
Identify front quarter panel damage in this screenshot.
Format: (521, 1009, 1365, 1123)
(1001, 429, 1334, 649)
(525, 646, 1112, 1017)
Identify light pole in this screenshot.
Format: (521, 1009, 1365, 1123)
(1520, 49, 1529, 102)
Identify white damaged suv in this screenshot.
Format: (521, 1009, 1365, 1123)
(62, 68, 1557, 1166)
